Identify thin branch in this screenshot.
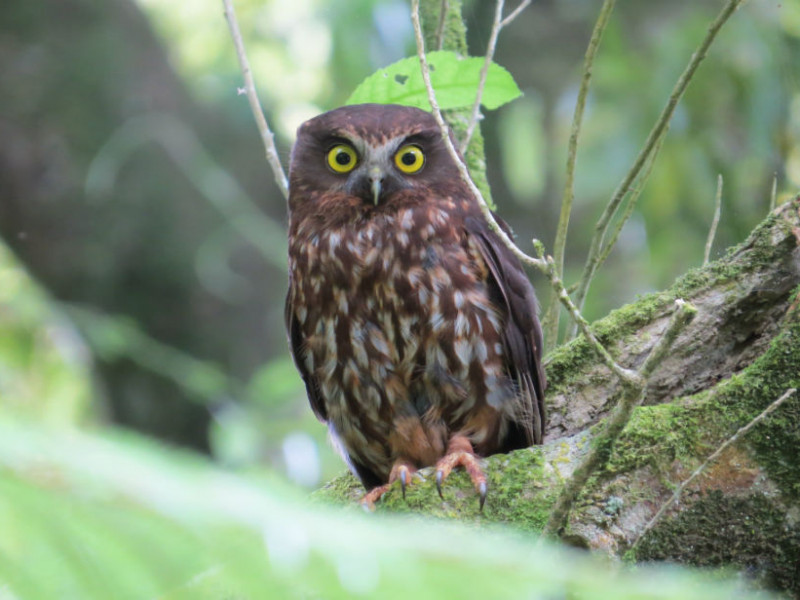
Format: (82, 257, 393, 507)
(770, 171, 778, 212)
(461, 0, 533, 153)
(570, 0, 747, 335)
(222, 0, 289, 199)
(434, 0, 449, 50)
(703, 174, 723, 265)
(410, 0, 544, 273)
(631, 387, 797, 550)
(542, 300, 697, 538)
(460, 0, 506, 153)
(542, 0, 616, 350)
(638, 299, 696, 379)
(537, 251, 642, 390)
(499, 0, 532, 28)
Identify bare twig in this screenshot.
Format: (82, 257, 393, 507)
(703, 174, 723, 265)
(499, 0, 532, 28)
(434, 0, 449, 50)
(631, 387, 797, 550)
(410, 0, 544, 273)
(770, 171, 778, 212)
(460, 0, 506, 153)
(536, 250, 642, 390)
(542, 300, 697, 538)
(460, 0, 532, 153)
(222, 0, 289, 199)
(638, 299, 696, 379)
(569, 0, 747, 339)
(542, 0, 616, 350)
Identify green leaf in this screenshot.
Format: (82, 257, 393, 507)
(346, 51, 521, 111)
(0, 416, 776, 600)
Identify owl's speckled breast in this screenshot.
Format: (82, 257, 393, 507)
(288, 203, 515, 480)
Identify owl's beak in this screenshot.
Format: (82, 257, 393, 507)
(368, 166, 383, 206)
(371, 179, 381, 206)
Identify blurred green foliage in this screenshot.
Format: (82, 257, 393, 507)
(0, 243, 92, 426)
(0, 385, 777, 599)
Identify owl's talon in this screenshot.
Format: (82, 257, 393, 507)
(479, 481, 488, 512)
(360, 482, 392, 511)
(400, 468, 408, 499)
(433, 435, 488, 510)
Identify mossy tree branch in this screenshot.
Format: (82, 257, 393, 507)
(630, 387, 797, 551)
(541, 299, 696, 538)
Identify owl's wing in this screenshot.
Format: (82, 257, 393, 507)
(465, 214, 546, 446)
(285, 291, 327, 422)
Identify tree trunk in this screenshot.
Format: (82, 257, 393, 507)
(314, 196, 800, 597)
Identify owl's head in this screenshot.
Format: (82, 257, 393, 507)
(288, 104, 464, 216)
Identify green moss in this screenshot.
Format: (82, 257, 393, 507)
(605, 401, 702, 475)
(312, 446, 558, 533)
(636, 491, 800, 596)
(704, 304, 800, 500)
(419, 0, 468, 56)
(592, 298, 800, 492)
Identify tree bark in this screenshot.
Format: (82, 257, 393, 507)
(314, 195, 800, 596)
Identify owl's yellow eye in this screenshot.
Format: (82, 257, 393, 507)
(394, 145, 425, 174)
(326, 144, 358, 173)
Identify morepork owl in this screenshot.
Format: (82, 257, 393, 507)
(285, 103, 545, 509)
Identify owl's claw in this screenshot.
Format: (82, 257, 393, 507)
(360, 461, 417, 509)
(360, 483, 391, 512)
(433, 435, 488, 512)
(400, 467, 408, 499)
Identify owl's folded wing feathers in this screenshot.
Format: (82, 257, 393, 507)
(464, 214, 547, 446)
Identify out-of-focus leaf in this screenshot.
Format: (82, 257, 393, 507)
(346, 51, 521, 110)
(0, 417, 775, 599)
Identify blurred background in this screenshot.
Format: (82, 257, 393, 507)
(1, 0, 798, 489)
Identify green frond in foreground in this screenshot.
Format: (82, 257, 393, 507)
(0, 417, 775, 599)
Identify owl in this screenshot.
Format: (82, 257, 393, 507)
(285, 103, 545, 509)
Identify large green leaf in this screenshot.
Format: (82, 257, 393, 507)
(346, 51, 522, 111)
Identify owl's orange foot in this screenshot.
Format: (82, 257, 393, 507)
(360, 461, 417, 511)
(434, 436, 488, 511)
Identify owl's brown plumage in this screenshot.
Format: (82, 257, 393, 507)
(285, 103, 545, 507)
